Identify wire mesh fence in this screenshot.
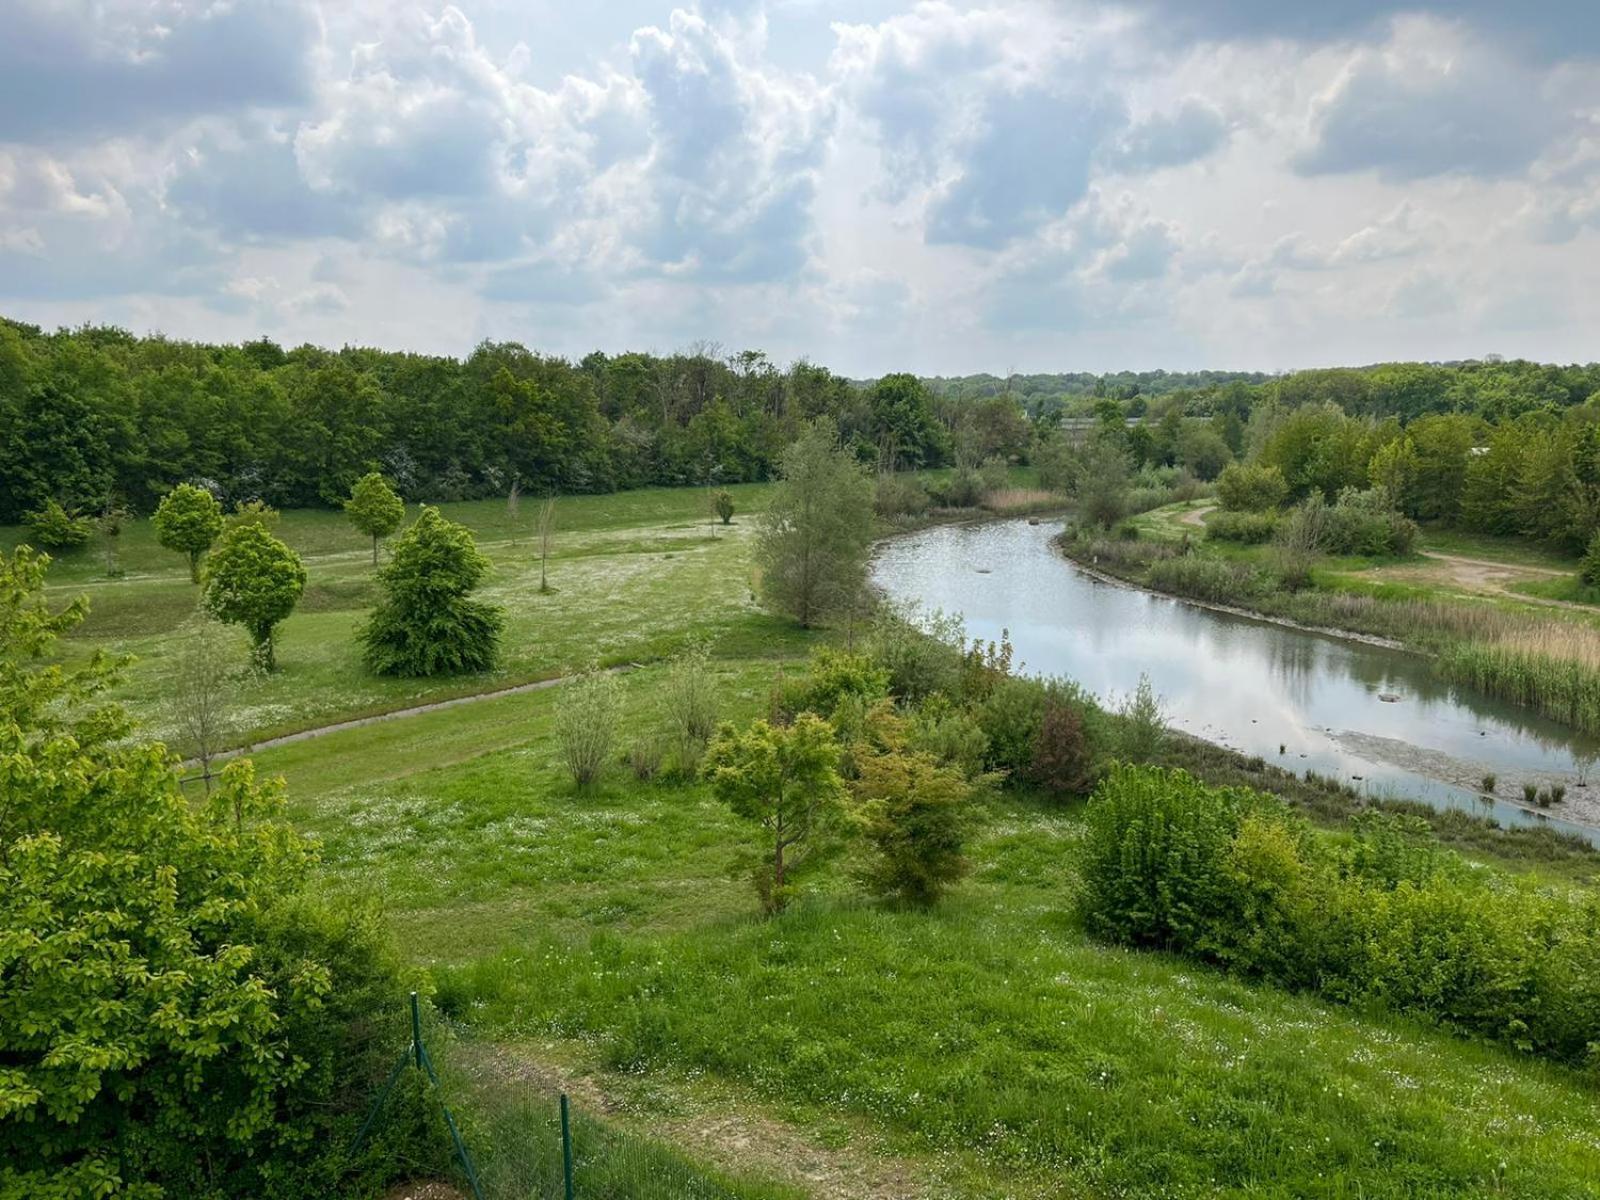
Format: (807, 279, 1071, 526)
(350, 993, 801, 1200)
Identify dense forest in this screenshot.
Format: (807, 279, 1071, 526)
(4, 315, 1600, 543)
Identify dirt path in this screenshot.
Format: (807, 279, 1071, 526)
(1178, 503, 1215, 527)
(191, 666, 635, 769)
(463, 1041, 931, 1200)
(1372, 551, 1585, 612)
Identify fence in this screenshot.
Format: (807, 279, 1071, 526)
(348, 993, 801, 1200)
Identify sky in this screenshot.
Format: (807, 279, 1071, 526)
(2, 1, 1598, 377)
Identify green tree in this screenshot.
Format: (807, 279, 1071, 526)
(1216, 462, 1288, 512)
(1582, 530, 1600, 587)
(852, 738, 971, 907)
(714, 488, 735, 525)
(202, 522, 306, 671)
(755, 424, 875, 628)
(703, 713, 845, 913)
(154, 482, 225, 582)
(1366, 436, 1420, 513)
(359, 506, 503, 676)
(0, 545, 417, 1199)
(867, 373, 946, 469)
(23, 498, 92, 550)
(1075, 439, 1132, 530)
(344, 470, 406, 564)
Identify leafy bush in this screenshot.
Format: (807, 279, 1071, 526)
(1080, 766, 1600, 1067)
(1321, 487, 1419, 556)
(905, 694, 991, 780)
(1216, 463, 1288, 512)
(867, 606, 964, 703)
(873, 472, 930, 518)
(851, 743, 971, 907)
(1204, 510, 1280, 544)
(1029, 699, 1098, 797)
(557, 664, 623, 789)
(24, 498, 92, 550)
(932, 465, 986, 508)
(665, 639, 719, 771)
(0, 545, 424, 1199)
(359, 506, 503, 677)
(1114, 673, 1166, 762)
(978, 675, 1092, 779)
(628, 735, 666, 781)
(714, 489, 735, 524)
(778, 647, 890, 722)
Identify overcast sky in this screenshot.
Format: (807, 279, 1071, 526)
(2, 1, 1597, 376)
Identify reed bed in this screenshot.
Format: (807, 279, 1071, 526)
(980, 487, 1063, 515)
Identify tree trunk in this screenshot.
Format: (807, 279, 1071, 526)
(189, 552, 201, 584)
(372, 534, 379, 565)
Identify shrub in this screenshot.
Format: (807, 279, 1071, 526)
(713, 489, 735, 524)
(1271, 494, 1328, 591)
(1029, 700, 1098, 798)
(1216, 463, 1288, 512)
(906, 694, 991, 780)
(557, 664, 623, 789)
(1321, 487, 1418, 557)
(778, 646, 890, 722)
(24, 498, 92, 550)
(1583, 530, 1600, 587)
(867, 606, 964, 703)
(873, 472, 930, 518)
(665, 640, 719, 770)
(359, 506, 503, 677)
(1080, 766, 1600, 1067)
(628, 734, 667, 781)
(1114, 673, 1166, 762)
(851, 744, 971, 907)
(977, 675, 1090, 779)
(1204, 510, 1280, 544)
(1145, 556, 1272, 604)
(934, 465, 986, 508)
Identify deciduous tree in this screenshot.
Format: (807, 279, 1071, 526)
(154, 482, 225, 582)
(344, 470, 405, 564)
(202, 521, 306, 671)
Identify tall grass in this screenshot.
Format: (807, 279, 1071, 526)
(1439, 631, 1600, 735)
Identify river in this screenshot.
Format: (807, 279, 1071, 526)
(871, 518, 1600, 842)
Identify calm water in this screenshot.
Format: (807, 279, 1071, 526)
(872, 519, 1600, 842)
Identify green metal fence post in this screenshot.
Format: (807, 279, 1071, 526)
(410, 990, 424, 1070)
(560, 1092, 575, 1200)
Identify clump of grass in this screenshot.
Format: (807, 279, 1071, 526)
(1438, 635, 1600, 735)
(1523, 782, 1540, 805)
(1479, 773, 1496, 794)
(1550, 783, 1566, 804)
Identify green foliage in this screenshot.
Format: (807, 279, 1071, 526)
(1321, 487, 1419, 556)
(1581, 529, 1600, 587)
(1114, 672, 1167, 762)
(154, 482, 225, 582)
(872, 471, 930, 518)
(344, 471, 405, 563)
(664, 639, 719, 772)
(713, 488, 735, 524)
(556, 663, 622, 789)
(777, 646, 890, 722)
(866, 372, 946, 469)
(1074, 439, 1132, 529)
(977, 675, 1053, 777)
(359, 506, 504, 677)
(1203, 509, 1280, 544)
(703, 713, 845, 913)
(851, 738, 971, 907)
(1215, 462, 1288, 512)
(904, 694, 990, 780)
(202, 521, 306, 671)
(23, 497, 92, 550)
(1029, 698, 1098, 797)
(1144, 555, 1274, 603)
(866, 605, 964, 703)
(755, 424, 875, 627)
(1081, 767, 1600, 1066)
(0, 545, 415, 1200)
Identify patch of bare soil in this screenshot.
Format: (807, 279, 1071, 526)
(460, 1041, 930, 1200)
(1368, 552, 1583, 611)
(1177, 503, 1215, 527)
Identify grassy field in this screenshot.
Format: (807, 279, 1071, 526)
(15, 487, 1600, 1197)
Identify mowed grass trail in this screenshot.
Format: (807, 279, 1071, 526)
(3, 483, 774, 750)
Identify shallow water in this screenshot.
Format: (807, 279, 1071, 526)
(872, 519, 1600, 843)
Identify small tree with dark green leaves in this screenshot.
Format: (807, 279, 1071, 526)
(714, 489, 735, 525)
(704, 713, 844, 913)
(202, 522, 306, 671)
(344, 471, 405, 564)
(360, 506, 503, 676)
(96, 502, 130, 576)
(24, 498, 92, 550)
(154, 482, 225, 582)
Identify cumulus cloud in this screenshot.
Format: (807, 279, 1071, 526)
(1295, 26, 1567, 180)
(0, 0, 315, 142)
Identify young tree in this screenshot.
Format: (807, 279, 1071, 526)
(537, 493, 557, 593)
(714, 488, 735, 525)
(154, 482, 225, 582)
(665, 638, 719, 771)
(704, 713, 845, 913)
(852, 742, 971, 907)
(1075, 439, 1132, 530)
(755, 424, 875, 627)
(360, 505, 504, 676)
(96, 501, 129, 577)
(1115, 673, 1168, 762)
(556, 662, 622, 789)
(24, 498, 92, 550)
(0, 546, 416, 1198)
(1271, 494, 1328, 592)
(202, 522, 306, 671)
(344, 471, 405, 564)
(173, 615, 239, 796)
